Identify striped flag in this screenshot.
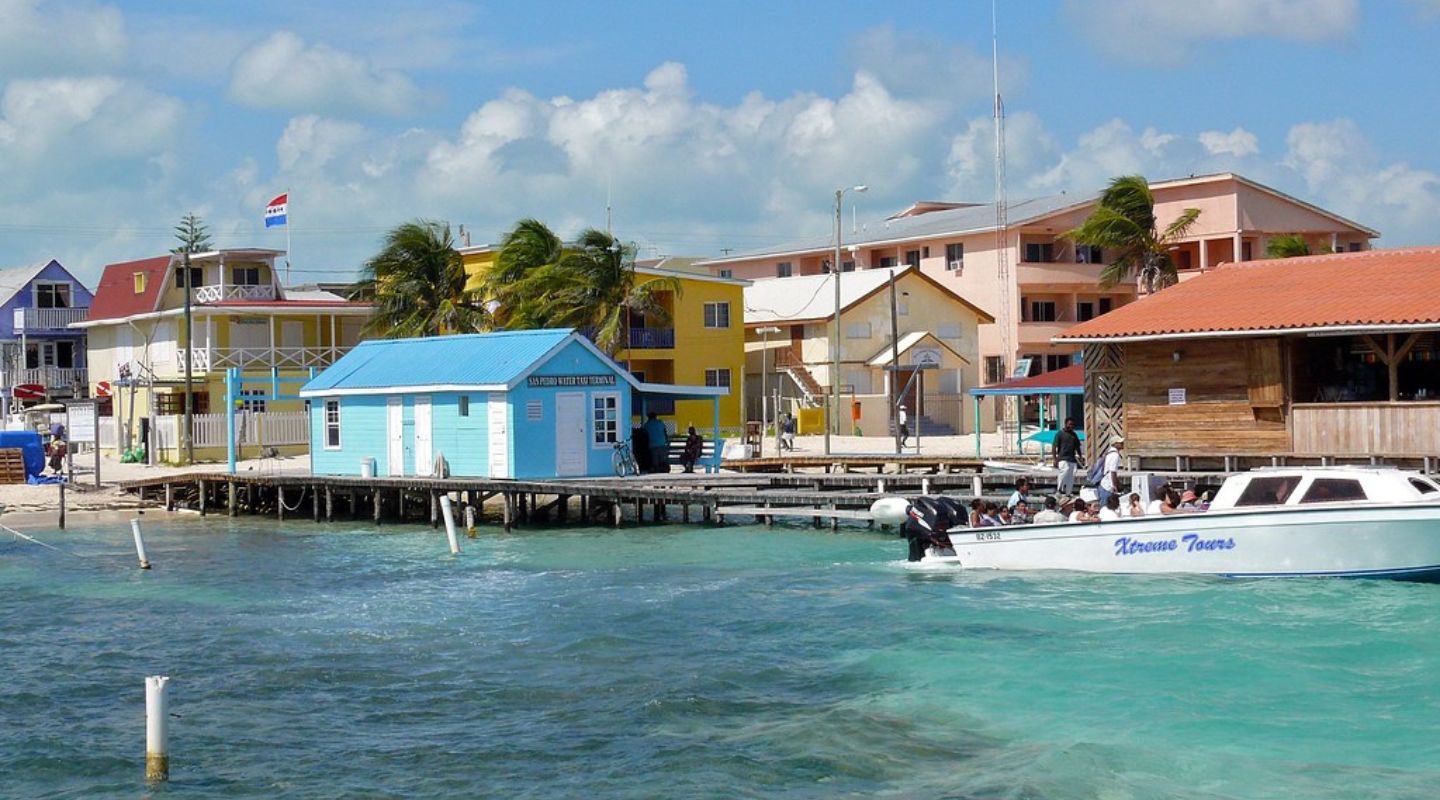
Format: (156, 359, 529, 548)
(265, 194, 288, 228)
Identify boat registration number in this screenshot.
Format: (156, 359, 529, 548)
(975, 531, 1002, 541)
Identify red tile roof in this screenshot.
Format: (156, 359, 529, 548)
(87, 256, 172, 323)
(1055, 247, 1440, 341)
(1000, 364, 1084, 391)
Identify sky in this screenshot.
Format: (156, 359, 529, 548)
(3, 0, 1439, 286)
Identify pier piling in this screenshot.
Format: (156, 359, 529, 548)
(440, 495, 460, 555)
(130, 519, 151, 569)
(144, 676, 169, 782)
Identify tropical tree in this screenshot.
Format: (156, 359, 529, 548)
(355, 220, 488, 337)
(1265, 234, 1314, 259)
(1065, 175, 1201, 293)
(487, 220, 682, 356)
(173, 212, 212, 465)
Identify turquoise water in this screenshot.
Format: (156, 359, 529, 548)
(3, 516, 1439, 798)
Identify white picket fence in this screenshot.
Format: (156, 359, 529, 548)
(138, 412, 310, 454)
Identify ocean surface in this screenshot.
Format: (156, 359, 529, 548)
(3, 514, 1439, 798)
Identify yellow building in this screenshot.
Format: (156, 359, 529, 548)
(77, 249, 372, 461)
(460, 246, 747, 429)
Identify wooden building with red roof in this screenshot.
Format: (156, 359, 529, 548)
(1054, 247, 1440, 470)
(75, 248, 371, 461)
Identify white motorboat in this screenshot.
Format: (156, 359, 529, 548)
(879, 467, 1440, 580)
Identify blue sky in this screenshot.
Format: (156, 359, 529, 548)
(2, 0, 1438, 285)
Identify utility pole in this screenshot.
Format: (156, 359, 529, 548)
(173, 213, 212, 466)
(888, 269, 902, 454)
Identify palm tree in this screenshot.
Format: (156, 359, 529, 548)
(488, 221, 682, 355)
(1266, 234, 1314, 259)
(355, 220, 488, 337)
(1065, 175, 1201, 293)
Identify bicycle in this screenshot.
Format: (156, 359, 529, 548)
(613, 439, 640, 477)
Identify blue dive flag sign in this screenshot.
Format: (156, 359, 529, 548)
(265, 193, 288, 228)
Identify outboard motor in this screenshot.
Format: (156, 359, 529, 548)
(903, 496, 959, 562)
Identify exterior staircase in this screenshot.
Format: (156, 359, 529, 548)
(782, 363, 825, 407)
(888, 415, 958, 437)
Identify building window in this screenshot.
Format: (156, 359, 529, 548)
(1099, 297, 1113, 315)
(703, 301, 731, 329)
(1241, 241, 1253, 261)
(776, 261, 793, 278)
(34, 282, 72, 308)
(1025, 242, 1055, 263)
(984, 356, 1006, 384)
(1077, 302, 1095, 322)
(945, 243, 964, 272)
(324, 399, 341, 449)
(458, 395, 470, 417)
(1176, 250, 1192, 270)
(174, 266, 203, 289)
(905, 250, 921, 268)
(921, 246, 931, 258)
(133, 272, 147, 293)
(1075, 244, 1103, 264)
(526, 400, 542, 421)
(232, 267, 262, 286)
(1045, 354, 1070, 373)
(156, 392, 210, 415)
(592, 394, 619, 446)
(1348, 242, 1362, 252)
(1028, 301, 1057, 322)
(879, 256, 898, 268)
(718, 269, 734, 278)
(704, 368, 732, 388)
(239, 388, 267, 413)
(842, 260, 856, 272)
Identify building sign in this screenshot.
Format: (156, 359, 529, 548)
(66, 400, 98, 443)
(911, 347, 943, 368)
(1168, 388, 1187, 405)
(526, 374, 617, 388)
(1012, 357, 1033, 379)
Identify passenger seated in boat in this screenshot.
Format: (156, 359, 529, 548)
(1098, 494, 1122, 520)
(1179, 489, 1202, 511)
(968, 498, 984, 528)
(1010, 499, 1033, 525)
(1032, 495, 1069, 524)
(1070, 491, 1100, 523)
(978, 502, 1002, 527)
(1127, 493, 1145, 517)
(1007, 478, 1032, 510)
(1146, 488, 1182, 515)
(997, 505, 1014, 525)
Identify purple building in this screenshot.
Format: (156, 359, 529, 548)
(0, 260, 93, 412)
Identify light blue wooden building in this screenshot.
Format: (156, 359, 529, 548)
(299, 329, 726, 479)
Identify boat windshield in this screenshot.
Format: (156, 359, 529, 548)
(1298, 478, 1369, 504)
(1235, 476, 1302, 507)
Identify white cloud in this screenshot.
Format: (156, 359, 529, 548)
(1283, 118, 1440, 235)
(0, 76, 183, 168)
(0, 0, 126, 79)
(1066, 0, 1358, 63)
(228, 31, 424, 116)
(1199, 127, 1260, 157)
(849, 24, 1004, 103)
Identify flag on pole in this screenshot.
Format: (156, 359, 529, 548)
(265, 194, 288, 228)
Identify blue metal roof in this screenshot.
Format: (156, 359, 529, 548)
(301, 329, 578, 394)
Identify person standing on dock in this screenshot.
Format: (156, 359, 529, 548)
(645, 412, 670, 473)
(1054, 417, 1082, 494)
(898, 404, 911, 448)
(1097, 437, 1124, 506)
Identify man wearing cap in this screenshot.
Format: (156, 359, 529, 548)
(1097, 437, 1124, 506)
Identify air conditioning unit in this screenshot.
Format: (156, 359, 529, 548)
(948, 259, 963, 271)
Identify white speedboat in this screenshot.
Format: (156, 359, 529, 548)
(886, 467, 1440, 580)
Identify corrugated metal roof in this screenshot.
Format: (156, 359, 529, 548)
(302, 329, 578, 393)
(743, 264, 994, 325)
(0, 261, 55, 306)
(704, 194, 1084, 264)
(1054, 247, 1440, 342)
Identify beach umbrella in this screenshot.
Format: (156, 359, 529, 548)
(1023, 429, 1087, 446)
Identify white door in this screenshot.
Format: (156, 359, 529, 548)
(387, 396, 405, 476)
(487, 393, 510, 477)
(555, 393, 587, 477)
(414, 395, 433, 476)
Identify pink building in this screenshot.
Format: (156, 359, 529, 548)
(699, 173, 1377, 427)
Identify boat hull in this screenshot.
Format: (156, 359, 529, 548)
(934, 504, 1440, 579)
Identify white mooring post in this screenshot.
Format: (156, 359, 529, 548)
(130, 519, 151, 570)
(971, 474, 984, 498)
(921, 477, 931, 496)
(439, 495, 460, 555)
(464, 504, 477, 538)
(145, 675, 169, 782)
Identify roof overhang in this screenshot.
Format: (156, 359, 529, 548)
(72, 303, 373, 328)
(866, 331, 970, 367)
(1054, 321, 1440, 344)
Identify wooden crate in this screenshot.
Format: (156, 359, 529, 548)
(0, 448, 28, 484)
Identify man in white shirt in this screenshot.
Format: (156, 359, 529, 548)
(1098, 437, 1124, 505)
(1098, 493, 1122, 520)
(1032, 495, 1069, 524)
(898, 404, 910, 447)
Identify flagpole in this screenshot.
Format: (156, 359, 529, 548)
(285, 190, 292, 286)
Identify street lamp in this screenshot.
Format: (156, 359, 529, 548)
(757, 326, 782, 456)
(827, 184, 867, 456)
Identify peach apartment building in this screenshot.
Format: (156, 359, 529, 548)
(699, 173, 1378, 426)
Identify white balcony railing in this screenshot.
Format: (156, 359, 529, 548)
(13, 307, 89, 330)
(0, 366, 88, 389)
(193, 284, 277, 303)
(174, 346, 350, 374)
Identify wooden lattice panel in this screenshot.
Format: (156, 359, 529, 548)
(1083, 343, 1125, 464)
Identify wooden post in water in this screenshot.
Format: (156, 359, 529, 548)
(373, 489, 382, 525)
(440, 494, 460, 555)
(612, 501, 622, 528)
(465, 504, 477, 537)
(164, 483, 174, 512)
(502, 493, 513, 532)
(325, 486, 334, 522)
(58, 482, 66, 529)
(277, 486, 285, 521)
(227, 482, 237, 516)
(198, 479, 206, 516)
(430, 491, 439, 529)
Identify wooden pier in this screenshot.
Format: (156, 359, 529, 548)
(116, 468, 1073, 531)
